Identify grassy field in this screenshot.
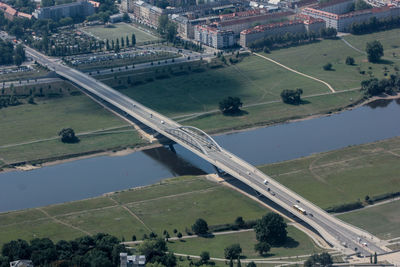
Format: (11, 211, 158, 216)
(0, 175, 322, 259)
(337, 199, 400, 239)
(0, 84, 147, 164)
(81, 23, 160, 44)
(0, 66, 49, 82)
(0, 176, 266, 245)
(168, 227, 322, 259)
(258, 136, 400, 210)
(266, 29, 400, 91)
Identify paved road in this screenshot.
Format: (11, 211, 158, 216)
(24, 45, 389, 259)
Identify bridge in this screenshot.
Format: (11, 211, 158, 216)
(25, 46, 389, 257)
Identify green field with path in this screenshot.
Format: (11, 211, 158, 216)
(81, 23, 160, 44)
(259, 136, 400, 210)
(337, 199, 400, 239)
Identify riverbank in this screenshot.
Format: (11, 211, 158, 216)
(2, 92, 398, 174)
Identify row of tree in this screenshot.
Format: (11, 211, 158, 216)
(1, 233, 127, 267)
(105, 34, 136, 53)
(248, 27, 337, 51)
(349, 16, 400, 35)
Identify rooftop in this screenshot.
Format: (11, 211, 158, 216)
(216, 11, 293, 26)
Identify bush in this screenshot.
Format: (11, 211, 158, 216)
(192, 218, 208, 235)
(224, 244, 242, 259)
(323, 63, 333, 71)
(345, 56, 355, 65)
(325, 201, 363, 213)
(219, 96, 243, 115)
(58, 128, 79, 143)
(280, 89, 303, 105)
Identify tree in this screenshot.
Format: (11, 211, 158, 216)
(158, 15, 169, 35)
(246, 262, 256, 267)
(374, 252, 377, 264)
(138, 238, 167, 263)
(131, 33, 136, 46)
(177, 232, 182, 240)
(345, 56, 355, 65)
(323, 62, 333, 71)
(14, 44, 25, 66)
(200, 251, 210, 264)
(254, 213, 287, 246)
(235, 217, 245, 228)
(237, 257, 241, 267)
(2, 239, 31, 261)
(219, 96, 243, 114)
(122, 13, 130, 22)
(224, 244, 242, 259)
(126, 36, 130, 47)
(30, 238, 57, 266)
(58, 128, 79, 143)
(166, 22, 177, 42)
(254, 242, 270, 255)
(192, 218, 208, 235)
(280, 89, 303, 105)
(132, 235, 137, 241)
(304, 252, 332, 267)
(366, 40, 384, 63)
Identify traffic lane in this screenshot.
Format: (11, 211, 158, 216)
(211, 152, 373, 255)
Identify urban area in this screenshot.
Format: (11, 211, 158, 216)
(0, 0, 400, 264)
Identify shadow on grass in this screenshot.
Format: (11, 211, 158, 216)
(282, 236, 300, 249)
(222, 110, 249, 117)
(376, 59, 394, 65)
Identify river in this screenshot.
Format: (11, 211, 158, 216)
(0, 98, 399, 212)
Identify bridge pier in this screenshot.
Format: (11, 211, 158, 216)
(213, 165, 223, 177)
(168, 144, 176, 153)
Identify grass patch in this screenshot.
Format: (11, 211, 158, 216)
(267, 31, 400, 91)
(337, 199, 400, 239)
(168, 227, 322, 259)
(0, 90, 147, 163)
(258, 136, 400, 210)
(81, 23, 160, 44)
(116, 55, 330, 118)
(0, 176, 270, 248)
(0, 66, 49, 82)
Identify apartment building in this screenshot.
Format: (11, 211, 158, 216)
(239, 16, 324, 47)
(194, 24, 234, 48)
(302, 0, 400, 31)
(0, 2, 32, 20)
(33, 0, 95, 20)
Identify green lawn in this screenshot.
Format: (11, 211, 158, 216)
(343, 28, 400, 62)
(267, 29, 400, 91)
(337, 199, 400, 240)
(258, 136, 400, 210)
(116, 55, 330, 118)
(0, 176, 269, 247)
(168, 227, 322, 259)
(0, 66, 49, 82)
(81, 23, 160, 44)
(0, 86, 147, 164)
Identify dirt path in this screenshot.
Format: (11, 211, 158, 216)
(108, 197, 153, 232)
(254, 53, 336, 93)
(340, 37, 365, 54)
(0, 125, 131, 149)
(36, 207, 91, 235)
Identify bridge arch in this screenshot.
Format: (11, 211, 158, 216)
(178, 126, 222, 152)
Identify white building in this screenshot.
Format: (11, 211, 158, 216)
(194, 24, 234, 48)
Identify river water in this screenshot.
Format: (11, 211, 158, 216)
(1, 99, 399, 212)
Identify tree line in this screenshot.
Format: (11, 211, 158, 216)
(361, 73, 400, 96)
(248, 27, 337, 51)
(349, 16, 400, 35)
(0, 233, 127, 267)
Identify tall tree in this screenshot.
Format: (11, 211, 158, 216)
(366, 40, 384, 63)
(192, 218, 208, 235)
(131, 33, 136, 46)
(254, 213, 287, 246)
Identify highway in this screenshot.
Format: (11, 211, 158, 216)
(25, 45, 389, 258)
